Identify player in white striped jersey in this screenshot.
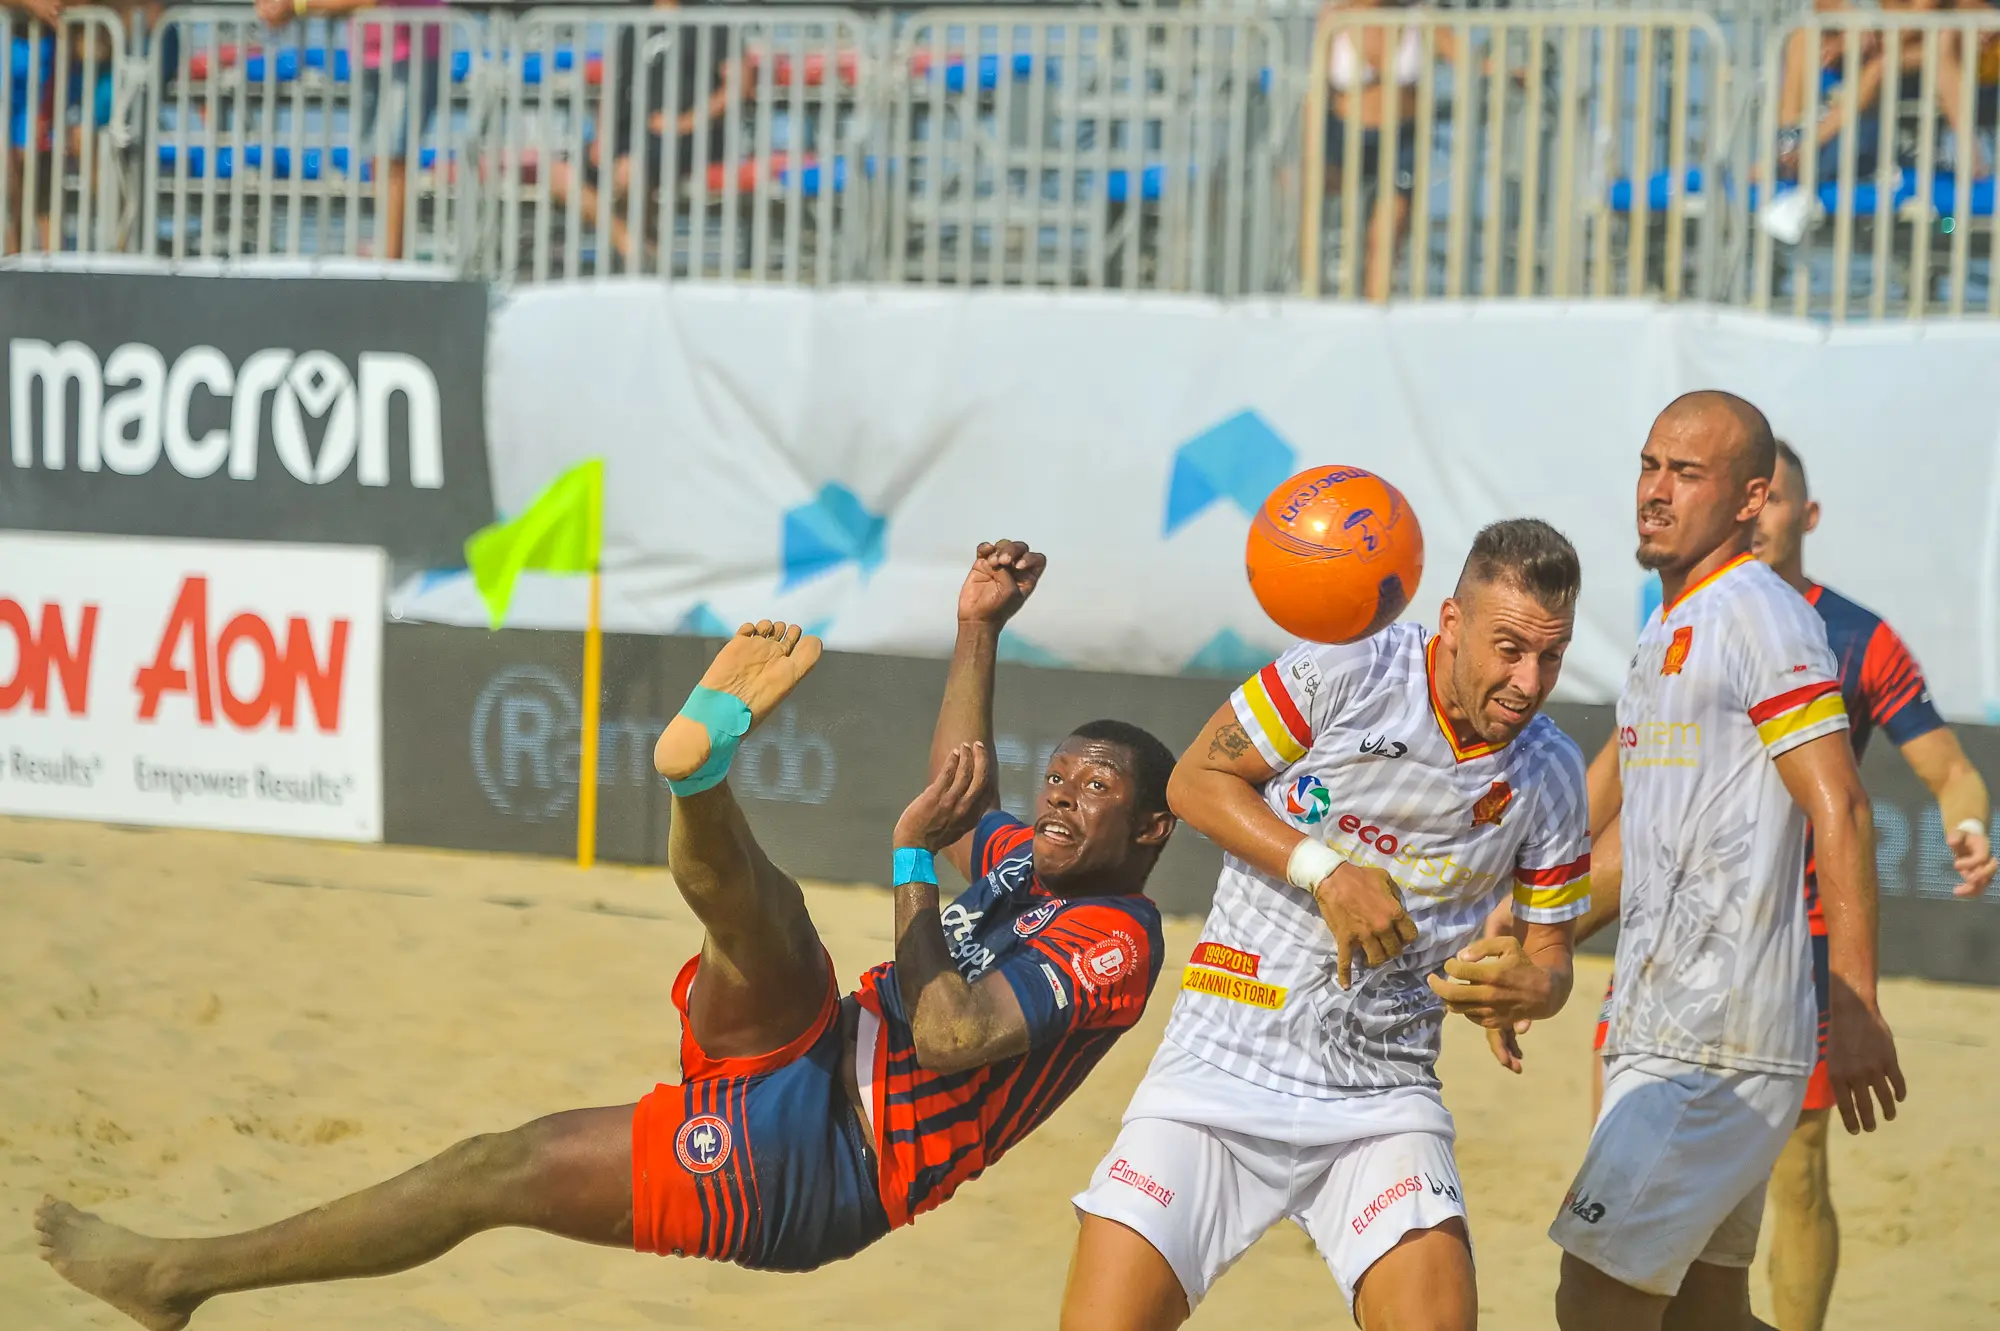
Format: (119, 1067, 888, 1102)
(1550, 392, 1905, 1331)
(1061, 520, 1591, 1331)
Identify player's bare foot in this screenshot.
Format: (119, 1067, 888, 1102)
(36, 1196, 199, 1331)
(655, 621, 824, 782)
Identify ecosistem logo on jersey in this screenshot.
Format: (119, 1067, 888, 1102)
(1618, 719, 1702, 770)
(1284, 773, 1330, 825)
(1325, 812, 1502, 899)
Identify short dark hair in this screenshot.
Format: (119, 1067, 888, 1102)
(1456, 518, 1582, 611)
(1067, 719, 1176, 817)
(1774, 438, 1808, 498)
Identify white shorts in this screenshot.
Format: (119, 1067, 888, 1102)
(1550, 1052, 1808, 1296)
(1072, 1040, 1467, 1312)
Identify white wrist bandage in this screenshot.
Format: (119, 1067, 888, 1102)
(1957, 818, 1987, 839)
(1286, 839, 1344, 894)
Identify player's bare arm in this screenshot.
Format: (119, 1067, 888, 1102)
(893, 741, 1034, 1073)
(1585, 731, 1622, 838)
(1170, 704, 1418, 988)
(1572, 818, 1623, 945)
(1772, 730, 1905, 1135)
(1898, 728, 1997, 897)
(928, 541, 1046, 880)
(1485, 815, 1618, 1071)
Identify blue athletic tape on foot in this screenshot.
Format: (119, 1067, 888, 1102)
(666, 687, 754, 797)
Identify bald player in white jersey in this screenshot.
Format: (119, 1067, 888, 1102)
(1550, 392, 1906, 1331)
(1060, 519, 1592, 1331)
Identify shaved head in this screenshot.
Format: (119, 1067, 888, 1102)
(1654, 390, 1776, 488)
(1635, 389, 1776, 584)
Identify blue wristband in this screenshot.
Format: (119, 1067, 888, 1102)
(893, 847, 938, 886)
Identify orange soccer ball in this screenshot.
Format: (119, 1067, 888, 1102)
(1245, 465, 1424, 644)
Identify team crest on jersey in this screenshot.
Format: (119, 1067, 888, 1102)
(675, 1115, 732, 1175)
(1015, 901, 1060, 937)
(1470, 780, 1513, 828)
(1660, 626, 1694, 676)
(1284, 774, 1332, 825)
(1078, 930, 1138, 988)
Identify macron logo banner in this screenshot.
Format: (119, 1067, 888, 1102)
(0, 532, 384, 841)
(0, 271, 492, 567)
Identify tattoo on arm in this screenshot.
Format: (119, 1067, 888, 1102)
(1208, 721, 1253, 762)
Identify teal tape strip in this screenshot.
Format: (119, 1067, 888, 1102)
(665, 687, 754, 797)
(892, 847, 937, 886)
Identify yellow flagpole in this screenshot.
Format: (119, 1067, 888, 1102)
(577, 566, 603, 869)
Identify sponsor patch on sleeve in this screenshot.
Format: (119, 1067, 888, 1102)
(1040, 962, 1069, 1010)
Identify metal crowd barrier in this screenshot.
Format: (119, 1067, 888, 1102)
(16, 0, 2000, 321)
(0, 8, 131, 256)
(489, 7, 873, 283)
(1302, 9, 1728, 302)
(141, 6, 495, 264)
(881, 11, 1290, 294)
(1749, 10, 2000, 321)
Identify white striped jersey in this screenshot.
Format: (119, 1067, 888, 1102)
(1603, 554, 1848, 1076)
(1162, 622, 1592, 1097)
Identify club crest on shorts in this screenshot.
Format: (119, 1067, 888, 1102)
(1471, 780, 1513, 828)
(1078, 931, 1137, 988)
(675, 1115, 732, 1175)
(1284, 774, 1331, 826)
(1661, 625, 1694, 676)
(1014, 901, 1060, 937)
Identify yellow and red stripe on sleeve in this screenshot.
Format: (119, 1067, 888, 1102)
(1513, 853, 1591, 922)
(1747, 679, 1848, 752)
(1234, 663, 1312, 765)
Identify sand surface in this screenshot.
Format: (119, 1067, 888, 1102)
(4, 816, 1996, 1329)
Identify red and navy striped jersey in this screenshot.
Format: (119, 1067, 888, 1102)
(1802, 582, 1945, 932)
(852, 810, 1163, 1229)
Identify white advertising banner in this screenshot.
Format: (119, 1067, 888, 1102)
(399, 284, 2000, 721)
(0, 533, 384, 840)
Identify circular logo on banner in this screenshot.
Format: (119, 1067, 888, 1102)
(1082, 932, 1137, 987)
(470, 665, 581, 821)
(674, 1115, 733, 1175)
(1014, 901, 1060, 937)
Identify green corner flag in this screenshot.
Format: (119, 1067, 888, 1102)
(464, 458, 604, 628)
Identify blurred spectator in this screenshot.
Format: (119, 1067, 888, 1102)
(1776, 0, 1988, 187)
(1319, 0, 1457, 301)
(1961, 0, 2000, 150)
(546, 0, 740, 268)
(1, 0, 134, 253)
(255, 0, 445, 261)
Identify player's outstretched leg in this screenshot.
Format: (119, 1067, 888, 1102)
(656, 620, 831, 1059)
(36, 1103, 634, 1330)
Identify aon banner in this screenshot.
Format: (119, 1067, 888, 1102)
(0, 533, 383, 840)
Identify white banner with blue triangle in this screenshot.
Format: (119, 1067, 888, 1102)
(390, 283, 2000, 721)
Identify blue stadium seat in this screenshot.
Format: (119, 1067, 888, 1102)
(156, 142, 442, 182)
(517, 48, 582, 87)
(1610, 167, 1997, 220)
(1608, 168, 1706, 213)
